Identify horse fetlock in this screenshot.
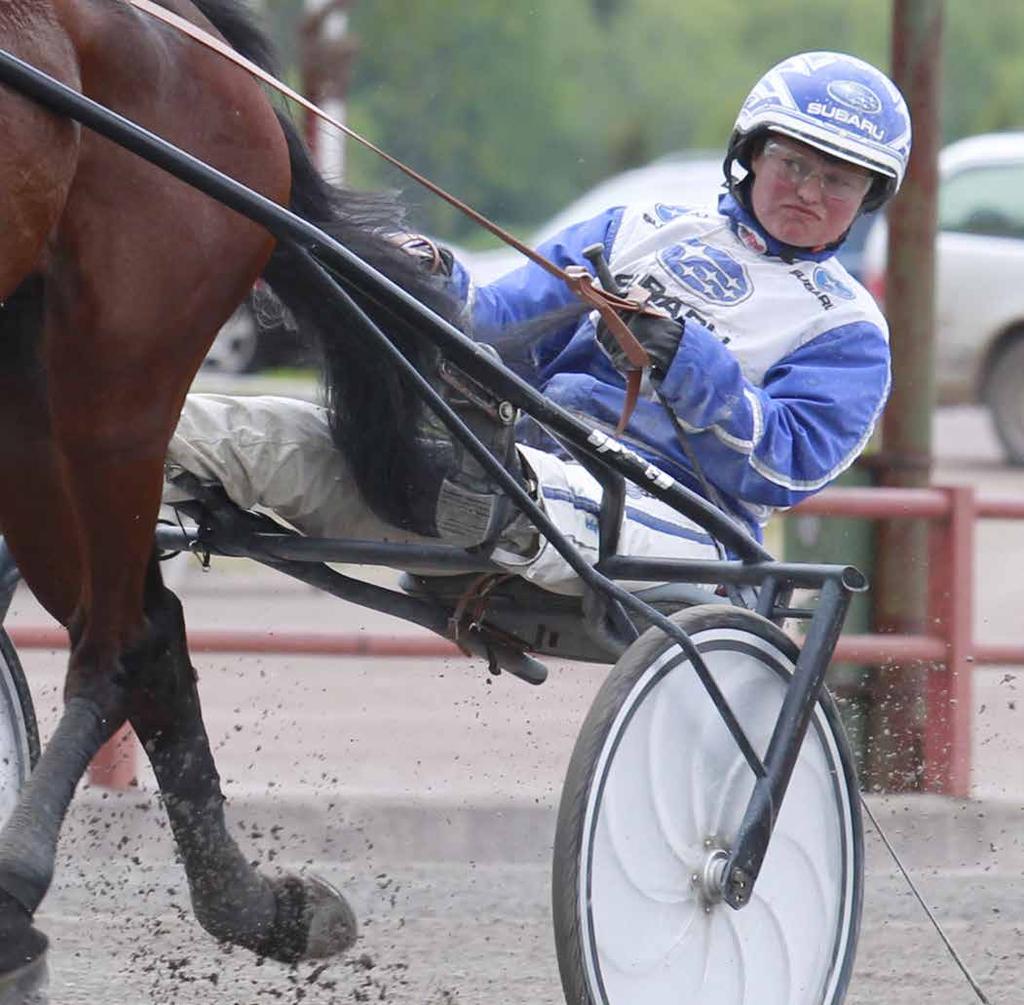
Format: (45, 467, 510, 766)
(0, 861, 52, 922)
(189, 869, 356, 963)
(190, 883, 274, 950)
(0, 815, 57, 916)
(0, 945, 48, 1003)
(182, 844, 278, 945)
(0, 888, 47, 979)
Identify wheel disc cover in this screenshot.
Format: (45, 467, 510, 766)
(579, 628, 856, 1005)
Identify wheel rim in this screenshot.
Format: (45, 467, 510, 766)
(579, 628, 857, 1005)
(0, 657, 31, 828)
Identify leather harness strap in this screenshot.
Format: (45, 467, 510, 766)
(128, 0, 652, 430)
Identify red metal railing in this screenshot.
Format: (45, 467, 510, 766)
(796, 484, 1024, 797)
(9, 484, 1017, 796)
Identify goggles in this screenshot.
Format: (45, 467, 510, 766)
(762, 138, 874, 204)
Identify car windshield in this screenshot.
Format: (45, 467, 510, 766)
(939, 162, 1024, 239)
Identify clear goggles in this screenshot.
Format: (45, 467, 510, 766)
(761, 138, 874, 204)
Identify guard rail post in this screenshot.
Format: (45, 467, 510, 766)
(923, 484, 974, 796)
(88, 722, 138, 789)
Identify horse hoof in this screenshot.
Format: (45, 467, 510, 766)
(0, 931, 49, 1005)
(260, 874, 357, 963)
(301, 875, 358, 959)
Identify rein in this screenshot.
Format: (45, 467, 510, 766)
(127, 0, 651, 430)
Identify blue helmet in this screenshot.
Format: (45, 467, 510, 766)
(727, 51, 912, 212)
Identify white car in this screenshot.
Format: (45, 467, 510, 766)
(862, 132, 1024, 463)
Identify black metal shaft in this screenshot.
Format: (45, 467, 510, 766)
(0, 46, 770, 564)
(0, 46, 873, 883)
(723, 576, 853, 907)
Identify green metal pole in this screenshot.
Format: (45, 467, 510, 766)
(866, 0, 944, 792)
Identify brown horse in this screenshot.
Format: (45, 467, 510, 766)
(0, 0, 461, 983)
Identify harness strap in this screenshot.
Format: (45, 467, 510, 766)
(127, 0, 649, 429)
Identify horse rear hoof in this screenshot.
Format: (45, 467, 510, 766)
(301, 875, 358, 959)
(0, 930, 49, 1005)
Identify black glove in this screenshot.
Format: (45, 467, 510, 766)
(596, 309, 684, 383)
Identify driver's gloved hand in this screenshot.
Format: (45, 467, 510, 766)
(392, 232, 455, 278)
(595, 310, 684, 383)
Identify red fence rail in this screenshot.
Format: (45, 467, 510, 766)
(796, 483, 1024, 797)
(9, 484, 1016, 796)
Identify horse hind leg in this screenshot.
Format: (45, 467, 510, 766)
(128, 557, 357, 961)
(0, 698, 117, 979)
(0, 288, 93, 983)
(0, 30, 81, 621)
(0, 277, 83, 621)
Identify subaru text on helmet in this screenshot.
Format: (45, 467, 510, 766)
(727, 51, 912, 213)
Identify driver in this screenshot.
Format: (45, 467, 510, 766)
(165, 51, 911, 594)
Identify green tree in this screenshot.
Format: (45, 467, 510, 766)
(264, 1, 1024, 242)
(345, 0, 606, 240)
(340, 1, 897, 240)
(944, 2, 1024, 136)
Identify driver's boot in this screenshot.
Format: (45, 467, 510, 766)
(405, 345, 524, 551)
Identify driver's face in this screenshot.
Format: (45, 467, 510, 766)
(749, 136, 873, 249)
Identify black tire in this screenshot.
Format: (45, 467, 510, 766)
(984, 334, 1024, 466)
(0, 629, 39, 827)
(553, 606, 862, 1005)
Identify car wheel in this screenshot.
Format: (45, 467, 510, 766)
(984, 333, 1024, 466)
(204, 300, 268, 375)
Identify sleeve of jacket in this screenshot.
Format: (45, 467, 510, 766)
(466, 208, 626, 331)
(655, 318, 891, 508)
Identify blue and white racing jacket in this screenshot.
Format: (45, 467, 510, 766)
(450, 193, 890, 541)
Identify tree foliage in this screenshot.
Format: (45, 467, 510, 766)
(261, 0, 1024, 242)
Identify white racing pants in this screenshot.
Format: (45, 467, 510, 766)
(164, 394, 720, 595)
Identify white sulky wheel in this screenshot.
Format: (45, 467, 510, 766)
(553, 605, 862, 1005)
(0, 629, 37, 829)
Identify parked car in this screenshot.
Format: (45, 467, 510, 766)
(862, 132, 1024, 463)
(460, 149, 873, 283)
(203, 280, 309, 374)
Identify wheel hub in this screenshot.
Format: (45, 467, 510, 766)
(693, 839, 730, 909)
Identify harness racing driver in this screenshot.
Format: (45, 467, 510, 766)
(165, 50, 912, 595)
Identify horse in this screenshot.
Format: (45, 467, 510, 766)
(0, 0, 466, 981)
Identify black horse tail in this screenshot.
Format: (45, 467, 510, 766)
(191, 0, 464, 533)
(262, 117, 466, 533)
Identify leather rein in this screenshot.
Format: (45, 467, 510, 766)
(127, 0, 656, 430)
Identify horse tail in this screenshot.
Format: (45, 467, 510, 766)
(189, 0, 463, 533)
